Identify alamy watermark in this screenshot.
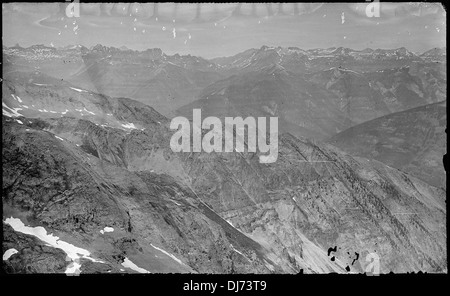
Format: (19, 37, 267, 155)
(63, 2, 381, 20)
(65, 0, 80, 18)
(365, 0, 381, 18)
(169, 109, 278, 163)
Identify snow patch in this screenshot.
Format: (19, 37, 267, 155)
(70, 87, 87, 93)
(171, 200, 181, 206)
(65, 261, 81, 274)
(230, 244, 243, 256)
(121, 122, 137, 129)
(150, 244, 185, 266)
(99, 227, 114, 234)
(2, 102, 23, 117)
(11, 94, 23, 103)
(230, 244, 250, 262)
(55, 135, 64, 141)
(83, 107, 95, 115)
(121, 257, 150, 273)
(3, 248, 18, 261)
(4, 217, 104, 274)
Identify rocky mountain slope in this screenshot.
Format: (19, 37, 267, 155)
(3, 76, 446, 274)
(328, 101, 447, 189)
(3, 116, 276, 274)
(177, 65, 355, 140)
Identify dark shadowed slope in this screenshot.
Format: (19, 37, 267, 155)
(328, 101, 446, 188)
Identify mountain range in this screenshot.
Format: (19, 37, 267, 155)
(4, 44, 445, 125)
(2, 44, 447, 274)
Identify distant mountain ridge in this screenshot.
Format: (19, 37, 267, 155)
(5, 43, 444, 59)
(210, 45, 445, 74)
(3, 44, 446, 77)
(4, 44, 446, 138)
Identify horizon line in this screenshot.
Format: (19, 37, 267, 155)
(3, 43, 445, 60)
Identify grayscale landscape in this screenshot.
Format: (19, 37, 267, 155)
(2, 2, 447, 274)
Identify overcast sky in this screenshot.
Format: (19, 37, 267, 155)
(2, 2, 446, 58)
